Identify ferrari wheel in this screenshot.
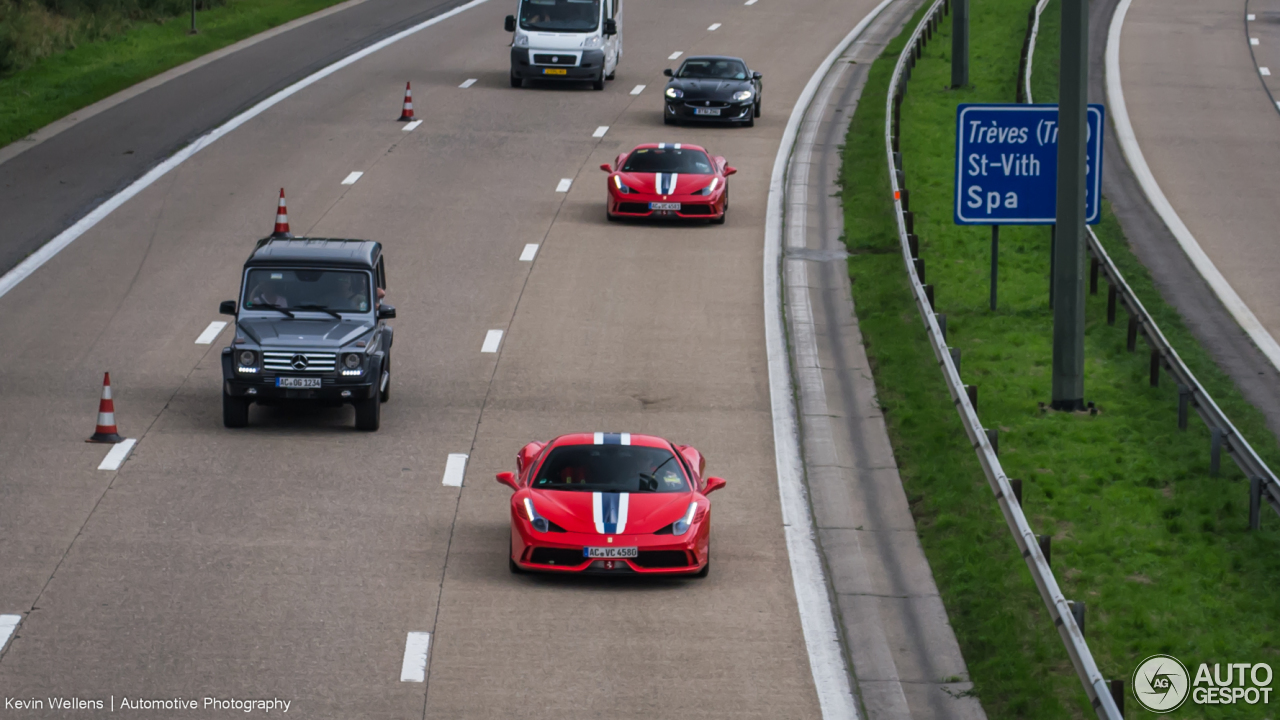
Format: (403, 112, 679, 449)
(607, 207, 620, 222)
(509, 556, 524, 574)
(695, 558, 710, 578)
(510, 72, 522, 88)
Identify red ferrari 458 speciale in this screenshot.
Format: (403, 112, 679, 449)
(497, 432, 727, 576)
(600, 143, 736, 223)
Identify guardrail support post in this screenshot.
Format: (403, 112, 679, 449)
(965, 383, 977, 409)
(949, 346, 960, 373)
(1250, 477, 1262, 530)
(1110, 679, 1125, 718)
(1210, 427, 1224, 477)
(1106, 283, 1117, 326)
(1177, 385, 1190, 430)
(1011, 478, 1022, 505)
(990, 225, 999, 311)
(904, 209, 914, 235)
(908, 234, 919, 258)
(1126, 315, 1138, 352)
(893, 151, 902, 170)
(937, 313, 948, 342)
(951, 0, 969, 88)
(986, 428, 998, 454)
(1149, 349, 1160, 387)
(1038, 534, 1051, 566)
(925, 284, 935, 309)
(914, 258, 926, 284)
(1069, 600, 1086, 635)
(1089, 257, 1099, 295)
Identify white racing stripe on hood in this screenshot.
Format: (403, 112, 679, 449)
(654, 173, 679, 195)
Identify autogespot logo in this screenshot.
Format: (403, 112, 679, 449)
(1133, 654, 1190, 713)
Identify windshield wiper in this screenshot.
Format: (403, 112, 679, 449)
(250, 302, 294, 318)
(293, 304, 343, 319)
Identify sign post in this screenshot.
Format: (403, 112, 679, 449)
(952, 0, 969, 88)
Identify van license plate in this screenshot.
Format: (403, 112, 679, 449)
(277, 377, 321, 389)
(584, 546, 639, 558)
(694, 107, 721, 116)
(543, 68, 568, 75)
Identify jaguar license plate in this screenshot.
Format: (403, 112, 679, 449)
(584, 546, 639, 559)
(542, 68, 568, 75)
(694, 107, 721, 116)
(276, 376, 321, 389)
(649, 202, 681, 211)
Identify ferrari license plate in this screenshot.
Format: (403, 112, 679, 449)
(649, 202, 681, 211)
(694, 107, 721, 116)
(276, 376, 321, 389)
(542, 68, 568, 75)
(584, 546, 639, 559)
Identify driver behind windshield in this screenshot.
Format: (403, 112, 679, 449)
(247, 276, 289, 308)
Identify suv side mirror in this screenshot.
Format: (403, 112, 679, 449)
(704, 477, 727, 495)
(603, 18, 617, 36)
(724, 166, 737, 176)
(752, 71, 762, 80)
(496, 471, 519, 490)
(504, 15, 516, 32)
(663, 68, 673, 77)
(219, 300, 237, 316)
(377, 304, 396, 320)
(600, 163, 613, 172)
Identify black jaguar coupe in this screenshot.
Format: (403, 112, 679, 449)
(662, 55, 762, 127)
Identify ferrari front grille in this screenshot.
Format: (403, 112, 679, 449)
(529, 548, 586, 566)
(618, 203, 650, 214)
(633, 550, 691, 568)
(679, 205, 714, 216)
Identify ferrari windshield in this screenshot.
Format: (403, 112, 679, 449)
(518, 0, 600, 32)
(622, 148, 714, 174)
(532, 445, 691, 493)
(242, 268, 374, 313)
(677, 58, 749, 80)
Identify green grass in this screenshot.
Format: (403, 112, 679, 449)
(840, 1, 1280, 717)
(0, 0, 345, 149)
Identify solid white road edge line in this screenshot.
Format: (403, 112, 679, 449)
(763, 1, 893, 718)
(195, 320, 227, 344)
(481, 329, 504, 353)
(669, 51, 683, 60)
(520, 243, 539, 261)
(399, 632, 431, 682)
(0, 0, 492, 302)
(402, 120, 423, 132)
(442, 453, 468, 487)
(459, 78, 478, 88)
(630, 84, 646, 95)
(0, 614, 19, 654)
(98, 439, 137, 471)
(556, 178, 573, 192)
(708, 23, 722, 31)
(593, 125, 609, 137)
(1107, 0, 1280, 373)
(341, 171, 364, 185)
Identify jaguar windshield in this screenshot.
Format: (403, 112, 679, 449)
(678, 58, 748, 80)
(519, 0, 600, 32)
(622, 148, 714, 174)
(242, 269, 374, 314)
(532, 445, 691, 493)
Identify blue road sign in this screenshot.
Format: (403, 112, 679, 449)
(953, 103, 1104, 225)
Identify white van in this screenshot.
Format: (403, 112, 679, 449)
(505, 0, 622, 90)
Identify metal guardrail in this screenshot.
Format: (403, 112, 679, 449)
(883, 2, 1124, 717)
(1021, 1, 1280, 525)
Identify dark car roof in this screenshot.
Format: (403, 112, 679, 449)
(245, 238, 381, 270)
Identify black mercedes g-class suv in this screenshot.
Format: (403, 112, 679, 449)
(219, 238, 395, 431)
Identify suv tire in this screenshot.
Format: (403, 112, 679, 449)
(355, 392, 381, 431)
(695, 557, 710, 578)
(223, 392, 249, 428)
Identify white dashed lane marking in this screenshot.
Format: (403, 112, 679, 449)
(669, 51, 683, 60)
(556, 178, 573, 192)
(1249, 13, 1257, 20)
(481, 329, 504, 353)
(0, 615, 20, 654)
(1262, 67, 1272, 76)
(1252, 37, 1260, 45)
(708, 22, 721, 31)
(593, 125, 609, 138)
(442, 454, 468, 487)
(459, 78, 477, 88)
(341, 171, 363, 185)
(630, 84, 646, 95)
(98, 439, 137, 471)
(520, 243, 539, 261)
(195, 321, 227, 345)
(745, 0, 759, 5)
(400, 632, 432, 682)
(402, 120, 423, 132)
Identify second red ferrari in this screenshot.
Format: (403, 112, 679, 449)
(600, 143, 735, 223)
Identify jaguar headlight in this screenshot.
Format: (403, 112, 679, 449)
(343, 353, 362, 369)
(665, 87, 683, 99)
(672, 502, 698, 536)
(732, 90, 754, 102)
(523, 498, 550, 533)
(583, 35, 603, 49)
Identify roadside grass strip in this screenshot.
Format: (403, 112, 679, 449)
(840, 1, 1280, 717)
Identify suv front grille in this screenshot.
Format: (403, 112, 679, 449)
(263, 351, 336, 373)
(533, 53, 577, 66)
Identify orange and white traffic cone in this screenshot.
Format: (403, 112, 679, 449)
(87, 372, 124, 444)
(271, 188, 292, 238)
(398, 82, 414, 122)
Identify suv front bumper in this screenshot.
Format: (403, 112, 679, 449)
(222, 350, 379, 403)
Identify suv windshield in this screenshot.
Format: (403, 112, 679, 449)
(519, 0, 600, 32)
(678, 59, 748, 80)
(622, 148, 714, 174)
(243, 269, 373, 313)
(532, 445, 690, 493)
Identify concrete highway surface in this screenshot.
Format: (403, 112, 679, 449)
(0, 0, 945, 717)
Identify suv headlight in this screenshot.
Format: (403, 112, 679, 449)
(523, 498, 551, 533)
(672, 502, 698, 536)
(236, 350, 258, 373)
(665, 87, 683, 99)
(583, 35, 603, 49)
(343, 353, 361, 369)
(732, 90, 753, 102)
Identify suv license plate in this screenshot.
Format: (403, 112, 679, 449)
(276, 377, 322, 389)
(542, 68, 568, 75)
(649, 202, 681, 211)
(694, 107, 721, 116)
(584, 546, 639, 558)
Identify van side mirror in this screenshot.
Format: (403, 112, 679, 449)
(600, 163, 613, 172)
(377, 304, 396, 320)
(663, 68, 674, 77)
(504, 15, 516, 32)
(723, 166, 737, 176)
(496, 471, 519, 490)
(603, 18, 617, 36)
(219, 300, 237, 316)
(704, 477, 727, 495)
(752, 71, 762, 80)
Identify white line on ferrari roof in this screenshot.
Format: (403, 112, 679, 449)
(459, 78, 477, 88)
(630, 84, 645, 95)
(520, 243, 539, 261)
(98, 439, 137, 471)
(341, 171, 363, 185)
(0, 615, 19, 654)
(442, 454, 468, 486)
(402, 120, 423, 132)
(593, 125, 609, 137)
(481, 329, 504, 353)
(400, 632, 431, 682)
(708, 22, 721, 31)
(195, 321, 227, 345)
(556, 178, 573, 192)
(669, 51, 683, 60)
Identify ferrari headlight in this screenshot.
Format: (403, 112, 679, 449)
(523, 498, 551, 533)
(513, 34, 529, 47)
(665, 87, 683, 99)
(697, 178, 720, 196)
(613, 175, 633, 194)
(583, 35, 603, 49)
(672, 502, 698, 536)
(732, 90, 753, 102)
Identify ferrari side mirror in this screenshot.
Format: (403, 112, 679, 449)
(704, 477, 727, 495)
(723, 166, 737, 177)
(663, 68, 674, 77)
(496, 471, 519, 490)
(504, 15, 516, 32)
(600, 163, 612, 172)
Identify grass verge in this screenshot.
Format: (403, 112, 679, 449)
(0, 0, 346, 150)
(840, 1, 1280, 717)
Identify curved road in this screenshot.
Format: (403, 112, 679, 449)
(0, 0, 967, 717)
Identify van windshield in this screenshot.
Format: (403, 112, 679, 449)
(519, 0, 600, 32)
